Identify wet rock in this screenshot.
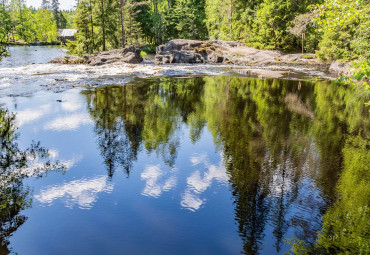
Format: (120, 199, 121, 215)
(155, 39, 283, 65)
(50, 46, 143, 65)
(49, 56, 85, 64)
(87, 46, 143, 65)
(207, 53, 224, 63)
(329, 61, 353, 76)
(155, 50, 204, 64)
(154, 39, 333, 71)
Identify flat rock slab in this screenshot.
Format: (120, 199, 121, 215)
(49, 46, 143, 65)
(155, 39, 328, 69)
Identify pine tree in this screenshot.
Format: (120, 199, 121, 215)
(170, 0, 207, 40)
(41, 0, 50, 10)
(119, 0, 126, 47)
(51, 0, 63, 28)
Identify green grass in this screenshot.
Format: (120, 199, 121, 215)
(301, 54, 316, 59)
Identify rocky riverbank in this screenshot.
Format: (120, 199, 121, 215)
(154, 39, 319, 66)
(49, 39, 352, 76)
(155, 39, 351, 75)
(50, 45, 143, 65)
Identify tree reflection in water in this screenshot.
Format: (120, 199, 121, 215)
(83, 77, 369, 254)
(0, 108, 64, 254)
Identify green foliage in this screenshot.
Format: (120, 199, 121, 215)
(141, 44, 157, 54)
(204, 0, 231, 40)
(33, 9, 58, 42)
(316, 135, 370, 254)
(313, 0, 370, 61)
(250, 0, 314, 51)
(168, 0, 207, 40)
(0, 0, 368, 63)
(66, 0, 93, 55)
(61, 11, 74, 29)
(0, 6, 12, 59)
(1, 1, 59, 44)
(336, 57, 370, 107)
(284, 238, 310, 255)
(301, 54, 316, 59)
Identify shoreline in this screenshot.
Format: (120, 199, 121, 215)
(0, 60, 335, 96)
(50, 39, 351, 78)
(6, 42, 61, 46)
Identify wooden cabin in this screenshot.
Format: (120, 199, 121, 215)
(58, 29, 78, 43)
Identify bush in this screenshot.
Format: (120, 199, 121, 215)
(140, 44, 157, 54)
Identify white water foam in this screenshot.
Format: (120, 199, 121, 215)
(0, 61, 334, 97)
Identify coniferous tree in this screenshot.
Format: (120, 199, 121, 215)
(119, 0, 126, 47)
(41, 0, 50, 9)
(51, 0, 65, 28)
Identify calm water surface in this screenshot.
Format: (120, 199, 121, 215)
(0, 46, 65, 68)
(0, 47, 369, 255)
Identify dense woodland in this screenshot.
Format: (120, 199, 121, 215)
(0, 0, 369, 61)
(0, 1, 369, 98)
(0, 0, 73, 46)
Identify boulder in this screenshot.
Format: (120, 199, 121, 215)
(206, 53, 224, 63)
(155, 39, 209, 64)
(87, 46, 143, 66)
(154, 39, 282, 65)
(49, 46, 143, 65)
(154, 39, 332, 70)
(122, 46, 143, 64)
(155, 50, 204, 64)
(49, 56, 86, 64)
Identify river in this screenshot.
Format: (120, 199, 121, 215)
(0, 46, 368, 255)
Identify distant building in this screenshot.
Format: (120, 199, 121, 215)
(58, 29, 78, 43)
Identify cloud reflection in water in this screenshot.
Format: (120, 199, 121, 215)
(141, 165, 177, 198)
(35, 175, 114, 209)
(181, 153, 229, 211)
(139, 154, 229, 212)
(15, 104, 52, 127)
(43, 113, 93, 131)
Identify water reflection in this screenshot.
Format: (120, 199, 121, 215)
(82, 76, 369, 254)
(35, 175, 114, 209)
(0, 107, 64, 254)
(43, 112, 93, 131)
(181, 154, 229, 211)
(15, 104, 52, 127)
(141, 165, 177, 198)
(84, 85, 145, 177)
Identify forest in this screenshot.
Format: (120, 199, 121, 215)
(0, 0, 73, 52)
(0, 0, 369, 62)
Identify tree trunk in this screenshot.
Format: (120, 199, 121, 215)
(100, 0, 106, 51)
(129, 6, 132, 42)
(89, 0, 94, 53)
(230, 0, 233, 36)
(119, 0, 126, 48)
